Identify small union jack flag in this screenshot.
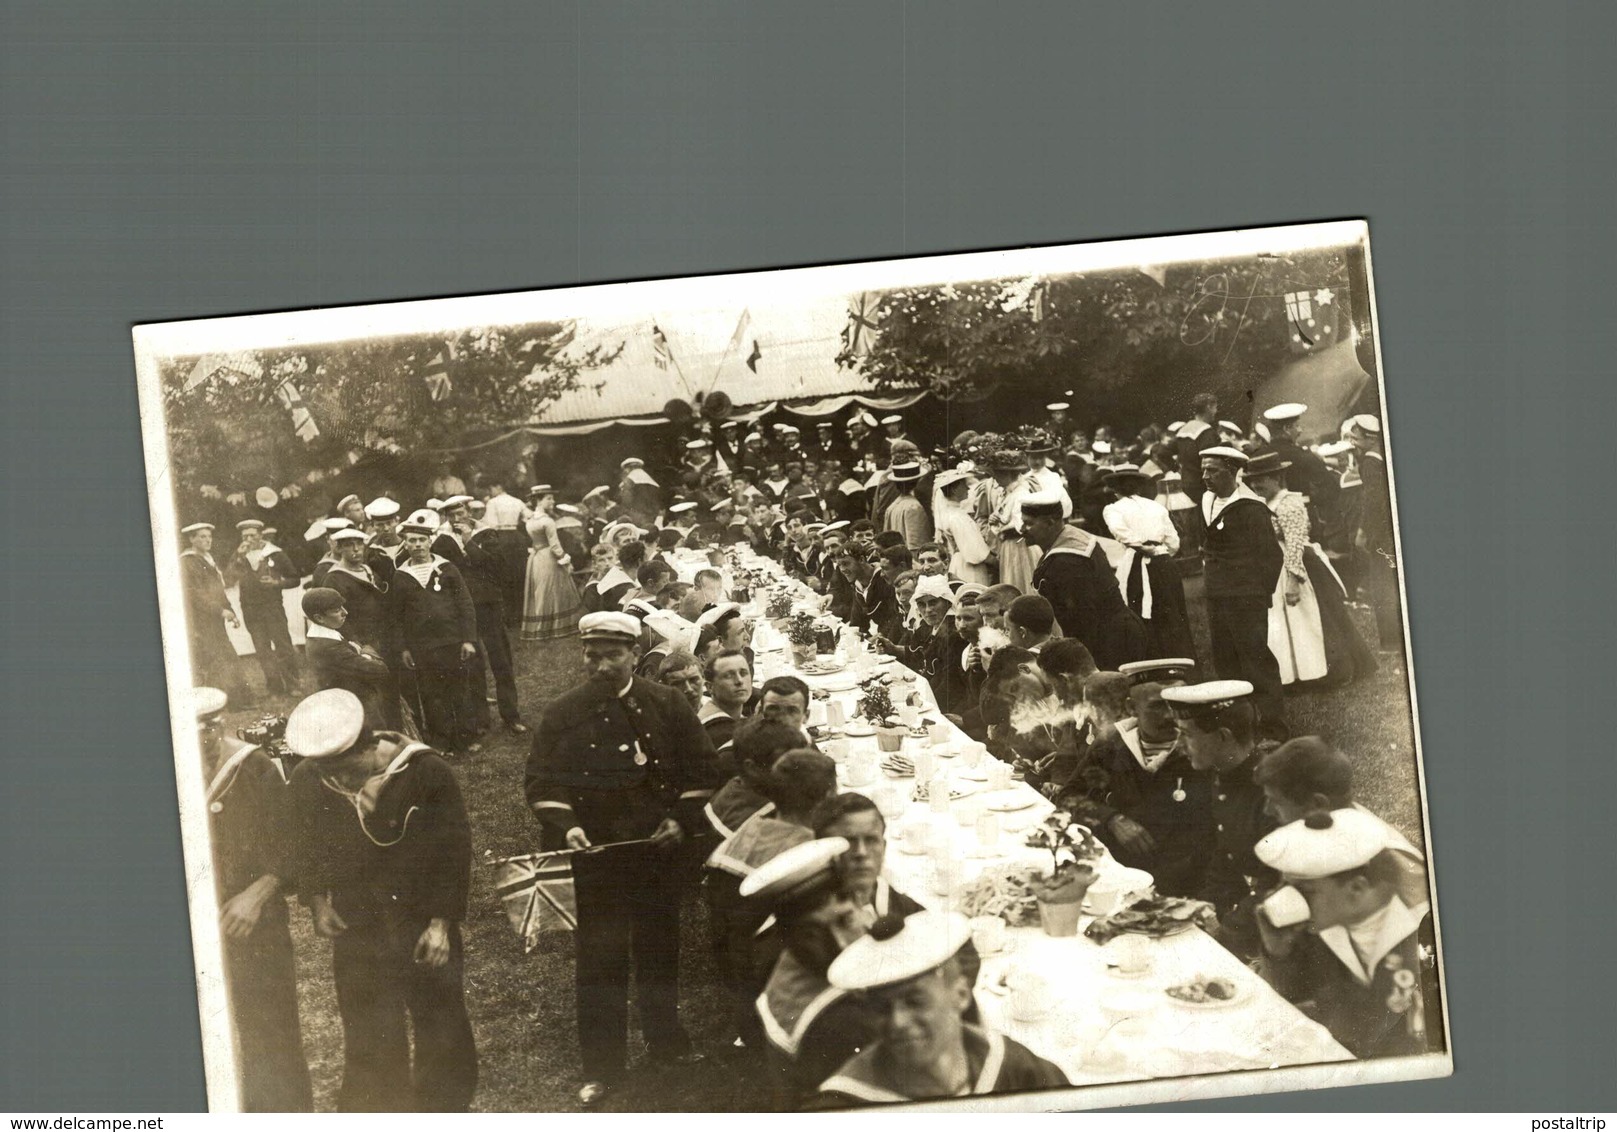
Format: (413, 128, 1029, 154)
(841, 292, 879, 359)
(651, 324, 673, 370)
(421, 341, 457, 401)
(492, 850, 578, 952)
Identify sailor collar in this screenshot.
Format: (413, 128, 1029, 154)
(819, 1024, 1008, 1104)
(1317, 895, 1430, 987)
(1039, 524, 1099, 559)
(1203, 483, 1267, 526)
(756, 948, 849, 1057)
(326, 559, 381, 588)
(205, 743, 263, 810)
(305, 622, 347, 642)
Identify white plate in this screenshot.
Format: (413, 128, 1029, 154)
(958, 767, 990, 781)
(844, 724, 876, 737)
(1163, 981, 1251, 1010)
(985, 792, 1038, 812)
(823, 678, 859, 692)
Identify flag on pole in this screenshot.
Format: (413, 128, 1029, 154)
(651, 325, 674, 370)
(184, 352, 262, 393)
(727, 309, 751, 352)
(422, 342, 456, 401)
(745, 339, 762, 373)
(493, 850, 578, 952)
(1284, 287, 1339, 353)
(275, 380, 320, 442)
(841, 292, 879, 359)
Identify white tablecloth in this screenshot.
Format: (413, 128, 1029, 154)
(732, 548, 1353, 1083)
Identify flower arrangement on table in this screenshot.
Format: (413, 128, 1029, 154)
(785, 610, 820, 666)
(856, 675, 895, 725)
(1025, 810, 1103, 916)
(764, 590, 794, 620)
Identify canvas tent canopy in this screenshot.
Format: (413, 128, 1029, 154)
(524, 294, 923, 435)
(1254, 340, 1375, 439)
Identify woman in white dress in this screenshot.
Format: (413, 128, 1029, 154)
(1245, 452, 1375, 687)
(1101, 465, 1194, 660)
(973, 447, 1040, 593)
(520, 486, 582, 641)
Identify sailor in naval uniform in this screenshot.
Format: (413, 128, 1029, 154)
(810, 910, 1067, 1108)
(1254, 809, 1444, 1060)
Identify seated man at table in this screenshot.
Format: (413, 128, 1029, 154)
(705, 750, 839, 1055)
(747, 837, 892, 1110)
(1068, 678, 1215, 898)
(1254, 736, 1428, 906)
(1161, 680, 1279, 960)
(698, 648, 756, 755)
(813, 911, 1068, 1108)
(704, 717, 808, 840)
(1253, 810, 1443, 1060)
(811, 792, 925, 923)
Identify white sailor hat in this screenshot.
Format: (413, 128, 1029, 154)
(1168, 420, 1185, 434)
(1103, 463, 1150, 482)
(1349, 414, 1382, 435)
(888, 461, 923, 483)
(837, 478, 867, 495)
(398, 508, 440, 535)
(1018, 490, 1066, 515)
(329, 526, 368, 544)
(255, 486, 279, 509)
(932, 467, 973, 492)
(555, 503, 582, 515)
(1263, 402, 1308, 422)
(620, 457, 645, 469)
(326, 517, 355, 531)
(578, 611, 642, 643)
(805, 521, 827, 533)
(1091, 439, 1112, 454)
(739, 837, 849, 903)
(336, 493, 363, 512)
(1118, 658, 1197, 684)
(364, 497, 400, 519)
(780, 424, 800, 435)
(695, 602, 742, 630)
(185, 686, 229, 720)
(668, 500, 700, 515)
(880, 414, 903, 426)
(952, 583, 988, 604)
(435, 494, 473, 511)
(235, 518, 264, 531)
(828, 909, 974, 992)
(1045, 401, 1070, 412)
(1316, 440, 1354, 458)
(181, 522, 215, 536)
(853, 411, 879, 428)
(623, 598, 659, 621)
(816, 420, 834, 430)
(285, 689, 366, 760)
(686, 438, 711, 450)
(584, 485, 612, 500)
(527, 483, 555, 497)
(1253, 421, 1272, 442)
(1200, 445, 1250, 464)
(744, 431, 764, 443)
(822, 520, 851, 534)
(1255, 808, 1390, 880)
(1218, 420, 1245, 435)
(302, 519, 331, 542)
(1160, 680, 1254, 712)
(602, 520, 647, 542)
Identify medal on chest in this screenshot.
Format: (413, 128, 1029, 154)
(1172, 777, 1187, 803)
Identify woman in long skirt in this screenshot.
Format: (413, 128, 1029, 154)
(1102, 465, 1195, 660)
(1246, 454, 1376, 687)
(520, 487, 582, 641)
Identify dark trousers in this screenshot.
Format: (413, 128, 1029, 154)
(223, 900, 313, 1112)
(243, 605, 298, 695)
(469, 603, 520, 729)
(412, 644, 476, 752)
(331, 915, 477, 1112)
(1364, 548, 1403, 648)
(572, 843, 689, 1082)
(1207, 595, 1285, 731)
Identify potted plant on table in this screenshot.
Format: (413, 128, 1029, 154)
(857, 678, 907, 752)
(1026, 810, 1103, 937)
(764, 589, 794, 628)
(785, 610, 820, 668)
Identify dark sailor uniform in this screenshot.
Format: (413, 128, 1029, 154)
(305, 624, 398, 730)
(1266, 897, 1443, 1060)
(1201, 489, 1285, 728)
(228, 543, 301, 695)
(391, 556, 478, 753)
(206, 743, 313, 1111)
(810, 1024, 1067, 1109)
(288, 741, 477, 1111)
(1030, 524, 1149, 670)
(524, 675, 722, 1083)
(1076, 722, 1216, 898)
(1200, 745, 1280, 959)
(180, 548, 245, 699)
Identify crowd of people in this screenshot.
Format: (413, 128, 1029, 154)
(177, 391, 1434, 1113)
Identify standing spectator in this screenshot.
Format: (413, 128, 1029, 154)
(524, 612, 721, 1107)
(479, 478, 532, 626)
(392, 509, 480, 757)
(881, 461, 933, 550)
(1102, 465, 1194, 660)
(931, 470, 993, 586)
(227, 519, 301, 697)
(180, 522, 246, 701)
(1019, 494, 1149, 670)
(190, 687, 313, 1111)
(1349, 415, 1401, 650)
(520, 486, 581, 641)
(1259, 403, 1341, 543)
(284, 689, 477, 1112)
(301, 588, 397, 730)
(1198, 447, 1286, 733)
(1173, 393, 1222, 555)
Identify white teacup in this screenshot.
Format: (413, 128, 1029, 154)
(1100, 935, 1152, 978)
(898, 821, 929, 854)
(969, 915, 1007, 955)
(1261, 884, 1313, 928)
(1007, 968, 1052, 1021)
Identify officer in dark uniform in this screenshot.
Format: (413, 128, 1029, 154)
(285, 688, 477, 1111)
(192, 686, 313, 1112)
(433, 498, 526, 735)
(1162, 680, 1279, 960)
(524, 611, 723, 1108)
(227, 519, 302, 697)
(1260, 403, 1341, 542)
(323, 528, 396, 657)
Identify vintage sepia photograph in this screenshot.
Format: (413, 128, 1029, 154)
(132, 220, 1449, 1113)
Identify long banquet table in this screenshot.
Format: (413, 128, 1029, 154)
(728, 548, 1352, 1086)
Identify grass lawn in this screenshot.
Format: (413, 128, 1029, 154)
(222, 575, 1426, 1112)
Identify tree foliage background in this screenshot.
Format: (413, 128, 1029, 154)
(837, 249, 1355, 433)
